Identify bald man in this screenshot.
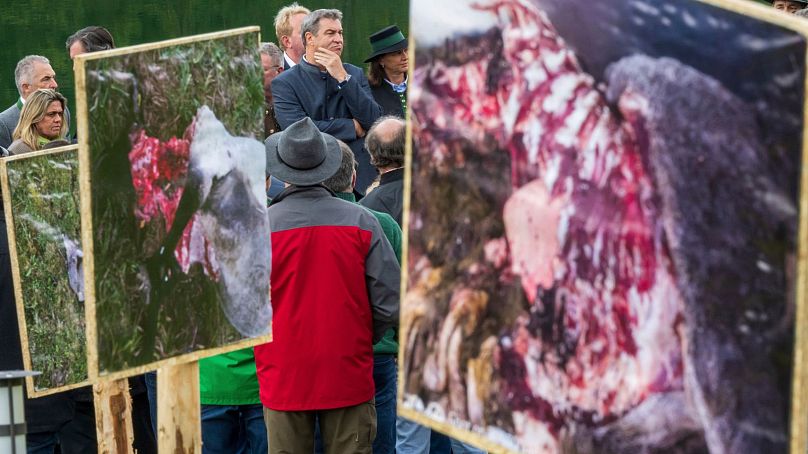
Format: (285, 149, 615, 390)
(359, 116, 405, 225)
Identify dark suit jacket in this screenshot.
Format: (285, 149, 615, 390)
(0, 103, 20, 149)
(371, 82, 405, 118)
(271, 58, 382, 193)
(359, 168, 404, 226)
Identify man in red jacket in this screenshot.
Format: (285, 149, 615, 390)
(257, 117, 400, 454)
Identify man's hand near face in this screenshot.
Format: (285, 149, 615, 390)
(314, 47, 349, 82)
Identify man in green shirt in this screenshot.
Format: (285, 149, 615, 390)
(197, 349, 266, 453)
(322, 140, 401, 453)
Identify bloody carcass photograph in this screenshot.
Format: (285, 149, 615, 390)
(400, 0, 806, 452)
(75, 28, 271, 378)
(1, 146, 89, 396)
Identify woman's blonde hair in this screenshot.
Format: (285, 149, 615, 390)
(13, 89, 67, 151)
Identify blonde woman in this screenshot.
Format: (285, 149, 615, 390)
(9, 88, 68, 155)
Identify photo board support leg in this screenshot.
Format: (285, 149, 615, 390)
(157, 361, 201, 453)
(94, 378, 134, 454)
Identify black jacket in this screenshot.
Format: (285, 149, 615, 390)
(359, 168, 404, 225)
(370, 83, 405, 118)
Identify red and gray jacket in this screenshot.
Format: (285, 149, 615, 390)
(255, 185, 400, 411)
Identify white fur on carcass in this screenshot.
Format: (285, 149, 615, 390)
(186, 106, 272, 337)
(62, 235, 84, 302)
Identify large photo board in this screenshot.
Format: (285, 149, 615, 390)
(74, 27, 271, 380)
(400, 0, 808, 452)
(1, 145, 90, 397)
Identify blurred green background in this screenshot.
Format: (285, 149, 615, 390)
(0, 1, 410, 135)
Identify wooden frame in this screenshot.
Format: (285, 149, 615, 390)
(0, 145, 92, 398)
(73, 26, 270, 382)
(398, 1, 808, 453)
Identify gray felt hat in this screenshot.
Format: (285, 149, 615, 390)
(265, 117, 341, 186)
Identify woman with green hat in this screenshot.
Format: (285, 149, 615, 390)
(366, 25, 409, 118)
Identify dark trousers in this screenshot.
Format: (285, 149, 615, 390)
(201, 404, 267, 454)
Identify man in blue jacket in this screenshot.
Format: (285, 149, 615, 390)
(271, 8, 382, 194)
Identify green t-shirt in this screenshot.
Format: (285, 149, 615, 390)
(199, 347, 261, 405)
(336, 192, 401, 355)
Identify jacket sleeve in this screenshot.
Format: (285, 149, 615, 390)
(339, 66, 382, 131)
(364, 215, 400, 343)
(272, 74, 357, 141)
(0, 121, 11, 150)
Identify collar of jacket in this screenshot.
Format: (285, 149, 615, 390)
(299, 57, 329, 76)
(269, 184, 336, 206)
(380, 167, 404, 185)
(335, 191, 357, 203)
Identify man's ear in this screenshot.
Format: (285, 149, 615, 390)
(351, 169, 357, 189)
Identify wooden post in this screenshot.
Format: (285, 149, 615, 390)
(157, 362, 201, 453)
(94, 378, 134, 454)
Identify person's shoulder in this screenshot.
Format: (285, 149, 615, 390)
(358, 189, 380, 205)
(0, 103, 19, 121)
(367, 208, 398, 230)
(344, 63, 366, 76)
(331, 196, 383, 223)
(273, 65, 303, 85)
(8, 139, 31, 155)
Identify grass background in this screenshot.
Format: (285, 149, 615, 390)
(84, 31, 263, 373)
(8, 149, 87, 391)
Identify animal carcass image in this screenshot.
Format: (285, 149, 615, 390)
(76, 28, 270, 376)
(400, 0, 805, 452)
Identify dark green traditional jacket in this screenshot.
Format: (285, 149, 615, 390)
(336, 191, 400, 355)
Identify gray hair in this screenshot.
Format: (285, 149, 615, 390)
(796, 8, 808, 16)
(301, 9, 343, 45)
(14, 55, 50, 96)
(366, 116, 406, 169)
(323, 140, 356, 193)
(260, 42, 283, 67)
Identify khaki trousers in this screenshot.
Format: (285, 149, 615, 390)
(264, 399, 376, 454)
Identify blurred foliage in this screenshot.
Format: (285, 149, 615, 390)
(0, 0, 410, 136)
(85, 33, 262, 373)
(7, 149, 86, 390)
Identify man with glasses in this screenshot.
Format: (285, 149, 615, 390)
(261, 42, 285, 137)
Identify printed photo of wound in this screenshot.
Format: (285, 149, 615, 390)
(400, 0, 807, 452)
(1, 145, 89, 397)
(74, 28, 271, 379)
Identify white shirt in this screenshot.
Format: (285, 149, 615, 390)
(283, 52, 297, 68)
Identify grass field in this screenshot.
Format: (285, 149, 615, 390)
(7, 149, 87, 391)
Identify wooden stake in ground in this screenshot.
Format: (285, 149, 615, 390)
(94, 378, 134, 454)
(157, 362, 201, 453)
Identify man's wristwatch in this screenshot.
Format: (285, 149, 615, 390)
(337, 74, 352, 88)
